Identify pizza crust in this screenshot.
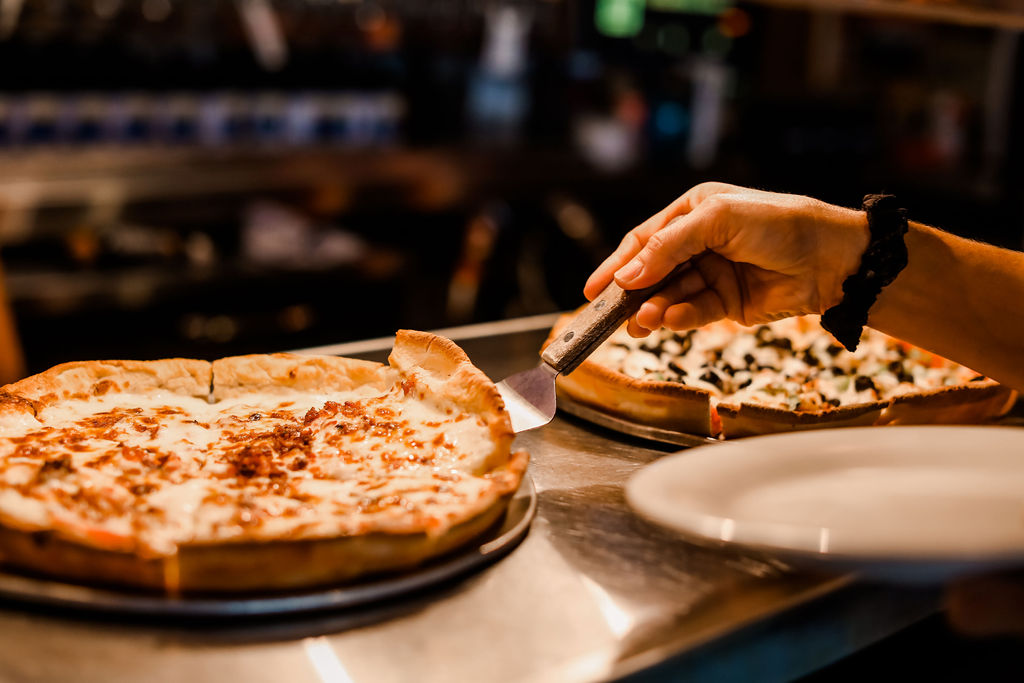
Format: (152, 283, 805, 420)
(4, 359, 212, 408)
(716, 401, 886, 438)
(543, 315, 714, 435)
(212, 353, 396, 399)
(0, 332, 529, 593)
(877, 380, 1017, 426)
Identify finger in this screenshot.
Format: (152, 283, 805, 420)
(634, 267, 706, 330)
(625, 316, 653, 338)
(585, 182, 740, 299)
(614, 202, 721, 290)
(693, 252, 744, 321)
(634, 301, 663, 332)
(585, 229, 648, 300)
(661, 289, 727, 330)
(586, 207, 686, 298)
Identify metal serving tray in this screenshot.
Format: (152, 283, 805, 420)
(556, 391, 720, 448)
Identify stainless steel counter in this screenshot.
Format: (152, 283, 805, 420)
(0, 314, 941, 683)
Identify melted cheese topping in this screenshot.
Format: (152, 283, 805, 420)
(0, 381, 503, 557)
(594, 316, 982, 411)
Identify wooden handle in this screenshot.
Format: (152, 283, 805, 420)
(541, 264, 690, 375)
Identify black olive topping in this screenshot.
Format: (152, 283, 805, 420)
(801, 350, 820, 367)
(887, 360, 914, 383)
(743, 353, 756, 366)
(754, 326, 773, 343)
(828, 398, 841, 407)
(700, 370, 724, 389)
(769, 337, 793, 351)
(826, 344, 844, 357)
(671, 333, 693, 355)
(854, 376, 876, 393)
(737, 378, 752, 389)
(667, 360, 686, 376)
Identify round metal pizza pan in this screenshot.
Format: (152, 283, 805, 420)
(0, 475, 537, 618)
(556, 392, 721, 449)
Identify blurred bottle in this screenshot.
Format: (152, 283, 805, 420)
(252, 91, 286, 145)
(62, 93, 107, 145)
(447, 204, 508, 323)
(12, 94, 59, 146)
(155, 92, 199, 145)
(466, 5, 531, 146)
(106, 93, 155, 145)
(199, 91, 242, 147)
(687, 57, 728, 168)
(284, 91, 318, 146)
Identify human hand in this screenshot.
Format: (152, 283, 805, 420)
(584, 182, 869, 337)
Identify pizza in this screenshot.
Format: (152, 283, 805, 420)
(547, 313, 1017, 439)
(0, 331, 528, 593)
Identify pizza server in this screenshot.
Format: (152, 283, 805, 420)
(497, 264, 687, 432)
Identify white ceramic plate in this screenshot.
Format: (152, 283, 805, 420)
(626, 426, 1024, 583)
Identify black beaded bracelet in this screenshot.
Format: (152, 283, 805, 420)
(820, 194, 909, 352)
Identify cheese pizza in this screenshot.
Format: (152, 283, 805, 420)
(548, 313, 1016, 438)
(0, 331, 528, 593)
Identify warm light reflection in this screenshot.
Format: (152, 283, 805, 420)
(579, 575, 635, 639)
(818, 528, 831, 554)
(303, 636, 355, 683)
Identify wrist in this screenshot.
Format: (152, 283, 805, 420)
(821, 195, 910, 351)
(815, 205, 870, 314)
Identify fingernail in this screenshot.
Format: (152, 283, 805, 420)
(615, 259, 642, 284)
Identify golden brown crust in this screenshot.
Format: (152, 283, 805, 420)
(543, 315, 714, 435)
(389, 329, 515, 473)
(211, 353, 396, 400)
(2, 359, 212, 409)
(877, 381, 1018, 426)
(716, 401, 887, 438)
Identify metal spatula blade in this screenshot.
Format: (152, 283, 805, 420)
(497, 363, 558, 434)
(495, 264, 689, 433)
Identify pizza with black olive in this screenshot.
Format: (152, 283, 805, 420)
(546, 313, 1016, 438)
(0, 331, 528, 593)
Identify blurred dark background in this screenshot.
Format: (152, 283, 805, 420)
(0, 0, 1021, 376)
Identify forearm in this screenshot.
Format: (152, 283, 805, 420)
(868, 222, 1024, 391)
